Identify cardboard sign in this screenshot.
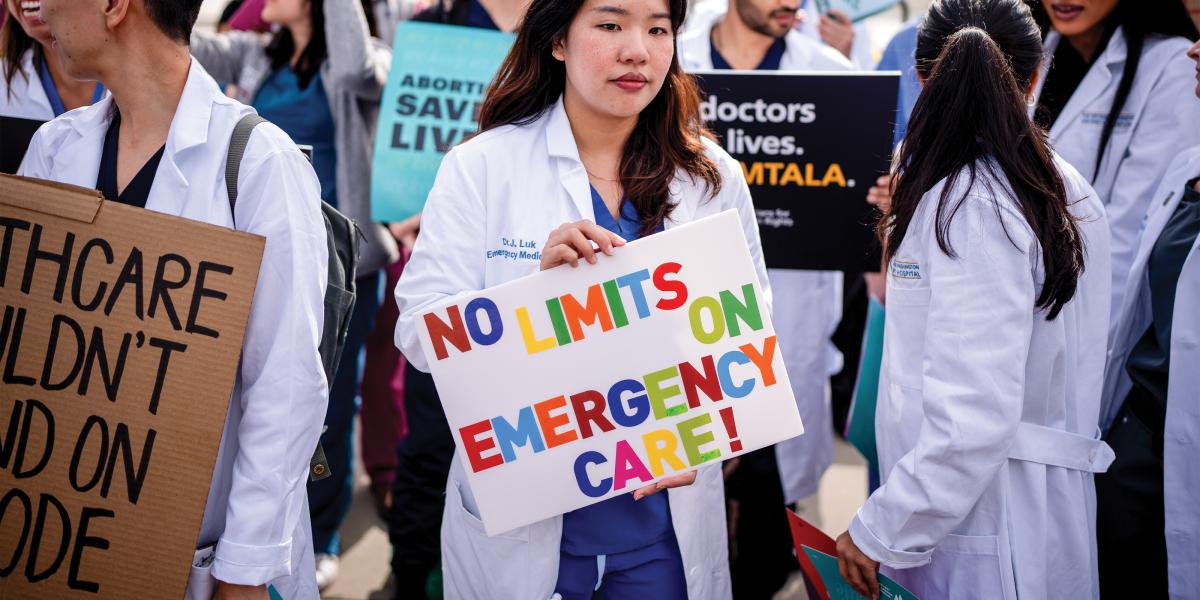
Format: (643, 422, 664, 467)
(813, 0, 901, 22)
(417, 210, 803, 535)
(370, 22, 514, 223)
(0, 175, 264, 598)
(694, 72, 898, 272)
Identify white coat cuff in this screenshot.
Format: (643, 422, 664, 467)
(211, 537, 293, 585)
(849, 512, 931, 569)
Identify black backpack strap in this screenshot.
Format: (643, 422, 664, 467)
(222, 112, 332, 483)
(225, 113, 268, 227)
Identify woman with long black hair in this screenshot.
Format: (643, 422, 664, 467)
(394, 0, 768, 597)
(1030, 0, 1200, 318)
(835, 1, 1113, 598)
(188, 0, 399, 589)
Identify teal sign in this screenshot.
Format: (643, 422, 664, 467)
(371, 22, 515, 222)
(801, 546, 920, 600)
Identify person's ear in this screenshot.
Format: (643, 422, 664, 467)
(105, 0, 131, 31)
(552, 35, 566, 62)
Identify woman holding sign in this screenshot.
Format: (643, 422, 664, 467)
(394, 0, 769, 597)
(189, 0, 398, 589)
(836, 0, 1113, 598)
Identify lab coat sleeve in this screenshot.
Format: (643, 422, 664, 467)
(15, 125, 52, 178)
(189, 30, 264, 90)
(719, 150, 773, 312)
(1106, 50, 1200, 281)
(849, 194, 1036, 568)
(210, 142, 330, 585)
(394, 146, 486, 372)
(324, 0, 391, 101)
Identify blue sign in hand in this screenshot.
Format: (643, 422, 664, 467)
(371, 22, 515, 223)
(801, 545, 920, 600)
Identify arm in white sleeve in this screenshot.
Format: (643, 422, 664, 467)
(394, 146, 487, 372)
(717, 148, 773, 311)
(211, 138, 330, 585)
(849, 193, 1036, 567)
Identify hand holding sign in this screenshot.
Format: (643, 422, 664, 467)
(417, 210, 803, 535)
(540, 220, 626, 270)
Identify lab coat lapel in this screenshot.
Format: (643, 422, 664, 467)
(1048, 28, 1127, 141)
(47, 97, 113, 188)
(545, 98, 595, 222)
(146, 59, 215, 218)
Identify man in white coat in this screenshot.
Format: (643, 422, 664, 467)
(21, 0, 329, 598)
(676, 1, 851, 596)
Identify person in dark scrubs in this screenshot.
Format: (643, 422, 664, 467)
(1096, 37, 1200, 597)
(387, 3, 528, 598)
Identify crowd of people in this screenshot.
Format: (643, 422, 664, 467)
(3, 0, 1200, 598)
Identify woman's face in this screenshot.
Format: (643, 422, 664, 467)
(554, 0, 676, 122)
(262, 0, 311, 27)
(6, 0, 53, 46)
(1040, 0, 1119, 38)
(1188, 39, 1200, 99)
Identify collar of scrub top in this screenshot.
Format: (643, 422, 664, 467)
(543, 96, 693, 228)
(37, 55, 106, 117)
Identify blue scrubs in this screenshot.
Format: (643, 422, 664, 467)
(710, 36, 786, 71)
(252, 66, 338, 208)
(37, 57, 105, 117)
(553, 188, 687, 600)
(876, 18, 922, 145)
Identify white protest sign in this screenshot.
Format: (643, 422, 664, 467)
(417, 210, 803, 535)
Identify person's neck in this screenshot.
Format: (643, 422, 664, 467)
(478, 0, 531, 32)
(562, 90, 635, 180)
(40, 43, 98, 111)
(104, 36, 191, 150)
(1065, 24, 1106, 63)
(711, 10, 777, 69)
(288, 20, 313, 66)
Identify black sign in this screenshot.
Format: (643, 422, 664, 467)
(693, 72, 898, 272)
(0, 116, 47, 175)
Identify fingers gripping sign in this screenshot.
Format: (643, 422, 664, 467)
(836, 531, 881, 600)
(540, 220, 627, 271)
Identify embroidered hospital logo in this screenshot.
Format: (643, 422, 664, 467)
(891, 260, 921, 280)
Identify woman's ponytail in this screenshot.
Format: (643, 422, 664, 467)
(880, 0, 1083, 319)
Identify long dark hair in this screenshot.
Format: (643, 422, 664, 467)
(883, 0, 1083, 319)
(478, 0, 721, 237)
(1, 11, 38, 97)
(265, 0, 378, 88)
(1029, 0, 1198, 177)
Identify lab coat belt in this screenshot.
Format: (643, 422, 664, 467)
(1008, 422, 1115, 473)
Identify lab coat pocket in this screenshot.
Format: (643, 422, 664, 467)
(924, 533, 1011, 600)
(184, 547, 217, 600)
(445, 478, 542, 599)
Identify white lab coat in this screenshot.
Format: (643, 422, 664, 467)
(1101, 146, 1200, 600)
(677, 10, 850, 503)
(394, 97, 770, 600)
(0, 49, 54, 121)
(849, 155, 1115, 599)
(19, 59, 329, 600)
(1033, 29, 1200, 319)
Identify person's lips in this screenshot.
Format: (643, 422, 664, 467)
(771, 9, 796, 26)
(1049, 3, 1085, 22)
(613, 73, 648, 91)
(20, 0, 45, 25)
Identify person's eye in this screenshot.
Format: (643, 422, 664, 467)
(597, 22, 620, 31)
(649, 26, 671, 36)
